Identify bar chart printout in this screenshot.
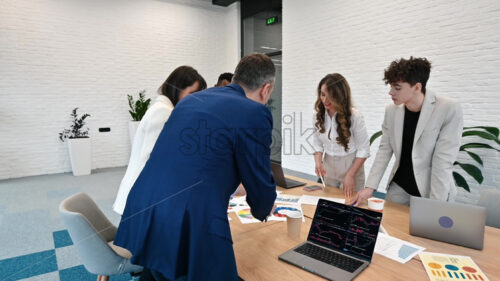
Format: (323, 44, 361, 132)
(419, 252, 489, 281)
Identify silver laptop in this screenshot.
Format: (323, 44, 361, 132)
(279, 199, 382, 281)
(271, 161, 306, 189)
(410, 196, 487, 250)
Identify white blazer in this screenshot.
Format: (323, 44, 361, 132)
(113, 95, 174, 215)
(365, 91, 463, 201)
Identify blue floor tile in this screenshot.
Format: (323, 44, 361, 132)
(0, 249, 57, 281)
(58, 265, 96, 281)
(53, 230, 73, 248)
(59, 265, 135, 281)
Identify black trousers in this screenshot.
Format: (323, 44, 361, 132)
(139, 269, 182, 281)
(139, 268, 244, 281)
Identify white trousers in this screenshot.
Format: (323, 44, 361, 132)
(323, 153, 365, 192)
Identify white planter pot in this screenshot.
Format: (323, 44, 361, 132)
(67, 138, 91, 176)
(129, 121, 140, 146)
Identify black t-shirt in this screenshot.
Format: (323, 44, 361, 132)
(392, 107, 421, 197)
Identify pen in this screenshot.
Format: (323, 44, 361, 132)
(319, 174, 326, 189)
(320, 151, 326, 189)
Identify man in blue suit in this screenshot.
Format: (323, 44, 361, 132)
(114, 53, 277, 281)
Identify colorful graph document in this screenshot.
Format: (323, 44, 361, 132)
(233, 206, 261, 224)
(233, 204, 304, 224)
(268, 204, 304, 222)
(275, 194, 301, 204)
(374, 232, 425, 263)
(419, 252, 489, 281)
(228, 196, 247, 213)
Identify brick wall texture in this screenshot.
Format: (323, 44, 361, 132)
(0, 0, 240, 179)
(282, 0, 500, 203)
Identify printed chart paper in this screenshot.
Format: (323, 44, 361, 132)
(275, 194, 301, 204)
(419, 252, 489, 281)
(374, 232, 425, 263)
(268, 204, 304, 222)
(233, 206, 261, 224)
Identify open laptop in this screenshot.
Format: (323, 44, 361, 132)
(409, 196, 486, 250)
(279, 199, 383, 281)
(271, 161, 306, 189)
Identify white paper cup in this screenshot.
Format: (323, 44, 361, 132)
(286, 210, 303, 239)
(368, 197, 385, 212)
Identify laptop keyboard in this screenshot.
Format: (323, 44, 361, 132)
(294, 243, 363, 273)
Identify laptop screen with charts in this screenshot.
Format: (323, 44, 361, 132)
(279, 199, 383, 281)
(409, 196, 486, 250)
(270, 161, 306, 189)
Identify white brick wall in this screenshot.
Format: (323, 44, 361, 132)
(282, 0, 500, 204)
(0, 0, 240, 179)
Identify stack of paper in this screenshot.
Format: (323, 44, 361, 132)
(374, 232, 425, 263)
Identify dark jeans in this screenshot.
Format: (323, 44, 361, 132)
(139, 268, 243, 281)
(139, 268, 186, 281)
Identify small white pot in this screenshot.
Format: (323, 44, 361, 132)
(129, 121, 140, 146)
(67, 138, 91, 176)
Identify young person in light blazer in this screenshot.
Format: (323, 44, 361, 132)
(354, 57, 463, 206)
(113, 66, 207, 215)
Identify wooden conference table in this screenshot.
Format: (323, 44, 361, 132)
(228, 175, 500, 281)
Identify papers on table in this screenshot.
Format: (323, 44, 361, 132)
(419, 252, 489, 281)
(228, 193, 345, 224)
(374, 232, 425, 263)
(298, 195, 345, 206)
(233, 205, 261, 224)
(232, 204, 304, 224)
(275, 194, 301, 204)
(230, 193, 305, 224)
(269, 204, 304, 222)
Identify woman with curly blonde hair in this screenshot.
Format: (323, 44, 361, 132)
(312, 73, 370, 201)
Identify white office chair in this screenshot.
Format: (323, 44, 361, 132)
(59, 192, 142, 281)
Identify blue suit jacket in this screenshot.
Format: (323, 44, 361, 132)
(114, 84, 277, 281)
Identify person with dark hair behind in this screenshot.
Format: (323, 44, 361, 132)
(113, 66, 206, 215)
(354, 57, 463, 206)
(215, 72, 233, 87)
(114, 53, 277, 281)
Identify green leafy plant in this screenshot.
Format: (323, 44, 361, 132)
(59, 107, 91, 141)
(369, 126, 500, 192)
(128, 90, 151, 121)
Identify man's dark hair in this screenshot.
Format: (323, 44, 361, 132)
(158, 66, 206, 106)
(383, 57, 432, 93)
(233, 53, 275, 90)
(216, 72, 234, 86)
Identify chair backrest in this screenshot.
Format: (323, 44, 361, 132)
(477, 189, 500, 228)
(59, 192, 133, 275)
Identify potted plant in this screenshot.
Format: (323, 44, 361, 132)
(59, 107, 92, 176)
(370, 126, 500, 192)
(127, 90, 151, 144)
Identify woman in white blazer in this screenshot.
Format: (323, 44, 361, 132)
(312, 73, 370, 201)
(355, 57, 463, 206)
(113, 66, 207, 215)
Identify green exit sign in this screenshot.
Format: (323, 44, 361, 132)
(266, 16, 278, 25)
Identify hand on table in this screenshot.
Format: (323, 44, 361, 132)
(351, 187, 374, 206)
